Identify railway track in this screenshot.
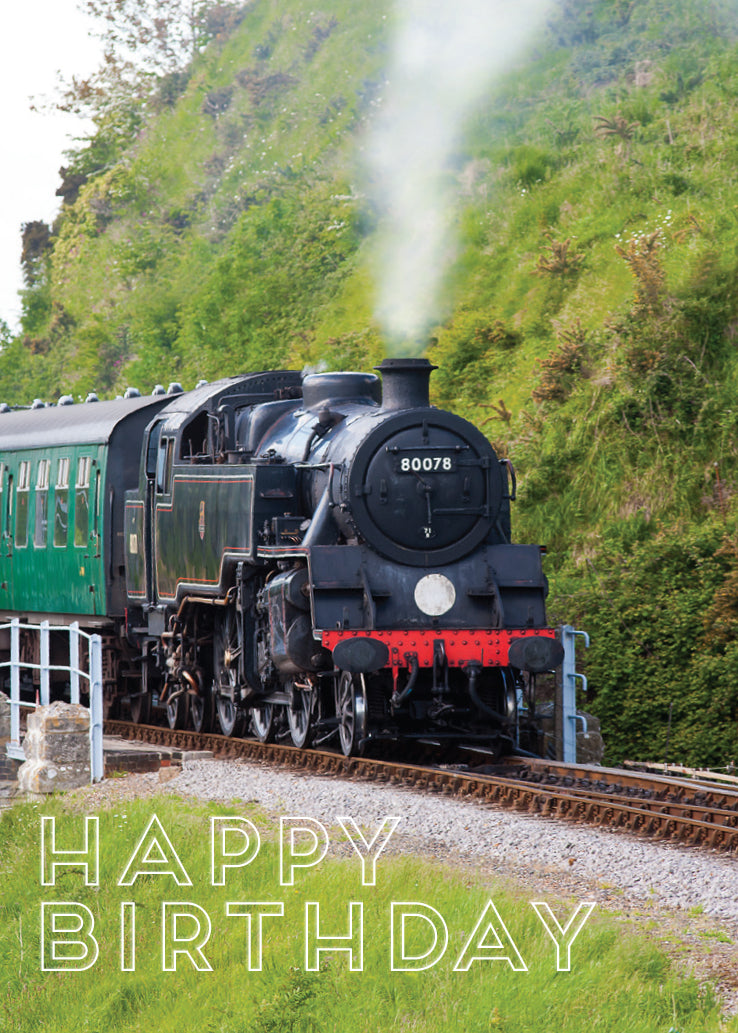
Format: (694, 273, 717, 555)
(104, 720, 738, 855)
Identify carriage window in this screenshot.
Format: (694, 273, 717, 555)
(54, 457, 70, 548)
(156, 438, 174, 494)
(34, 459, 50, 547)
(5, 473, 13, 546)
(74, 456, 92, 548)
(15, 461, 31, 548)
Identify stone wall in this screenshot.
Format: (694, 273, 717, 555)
(17, 702, 90, 793)
(0, 692, 21, 780)
(539, 706, 605, 764)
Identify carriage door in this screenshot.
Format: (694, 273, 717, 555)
(0, 464, 11, 605)
(74, 456, 98, 612)
(143, 419, 166, 604)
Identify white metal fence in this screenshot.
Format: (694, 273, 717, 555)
(3, 618, 104, 782)
(560, 624, 590, 763)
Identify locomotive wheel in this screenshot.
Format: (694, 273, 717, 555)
(334, 672, 367, 757)
(166, 690, 189, 730)
(190, 688, 212, 733)
(129, 690, 151, 725)
(214, 608, 244, 737)
(177, 667, 212, 733)
(250, 702, 274, 742)
(287, 684, 314, 749)
(217, 697, 243, 737)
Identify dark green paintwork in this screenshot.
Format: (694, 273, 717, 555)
(124, 498, 146, 600)
(0, 444, 106, 616)
(155, 467, 254, 601)
(0, 393, 171, 621)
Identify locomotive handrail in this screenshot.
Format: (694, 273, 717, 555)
(500, 458, 517, 501)
(2, 618, 104, 782)
(385, 443, 471, 453)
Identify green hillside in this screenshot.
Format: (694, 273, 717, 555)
(6, 0, 738, 765)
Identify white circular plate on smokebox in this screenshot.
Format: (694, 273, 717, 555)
(414, 574, 456, 616)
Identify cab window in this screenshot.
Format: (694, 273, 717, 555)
(155, 438, 174, 494)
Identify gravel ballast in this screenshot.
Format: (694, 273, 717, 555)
(112, 757, 738, 928)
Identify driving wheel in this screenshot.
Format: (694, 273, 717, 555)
(214, 608, 244, 737)
(334, 671, 367, 757)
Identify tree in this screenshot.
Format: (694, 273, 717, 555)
(59, 0, 245, 118)
(20, 222, 52, 288)
(82, 0, 212, 75)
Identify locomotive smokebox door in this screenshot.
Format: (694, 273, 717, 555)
(345, 413, 504, 567)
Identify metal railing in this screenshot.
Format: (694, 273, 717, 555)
(560, 624, 589, 763)
(3, 619, 103, 782)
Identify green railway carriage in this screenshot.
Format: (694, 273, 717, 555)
(0, 394, 170, 625)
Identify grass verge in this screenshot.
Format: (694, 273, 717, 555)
(0, 793, 734, 1033)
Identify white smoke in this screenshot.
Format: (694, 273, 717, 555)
(367, 0, 552, 352)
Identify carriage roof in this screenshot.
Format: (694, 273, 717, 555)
(0, 394, 170, 451)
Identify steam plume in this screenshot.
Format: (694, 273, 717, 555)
(367, 0, 552, 352)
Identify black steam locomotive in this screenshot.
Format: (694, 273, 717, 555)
(0, 360, 562, 756)
(124, 358, 561, 755)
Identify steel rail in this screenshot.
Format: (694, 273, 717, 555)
(502, 756, 738, 807)
(104, 721, 738, 854)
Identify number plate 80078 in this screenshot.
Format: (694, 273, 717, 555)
(397, 455, 455, 473)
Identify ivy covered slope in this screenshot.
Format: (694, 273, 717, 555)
(7, 0, 738, 765)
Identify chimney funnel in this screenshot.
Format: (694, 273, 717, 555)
(375, 357, 437, 410)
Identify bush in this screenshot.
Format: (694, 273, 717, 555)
(560, 522, 738, 767)
(532, 320, 589, 402)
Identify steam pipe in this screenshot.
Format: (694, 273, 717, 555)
(391, 654, 419, 710)
(301, 465, 338, 548)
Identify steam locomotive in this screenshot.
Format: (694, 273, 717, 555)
(0, 360, 562, 756)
